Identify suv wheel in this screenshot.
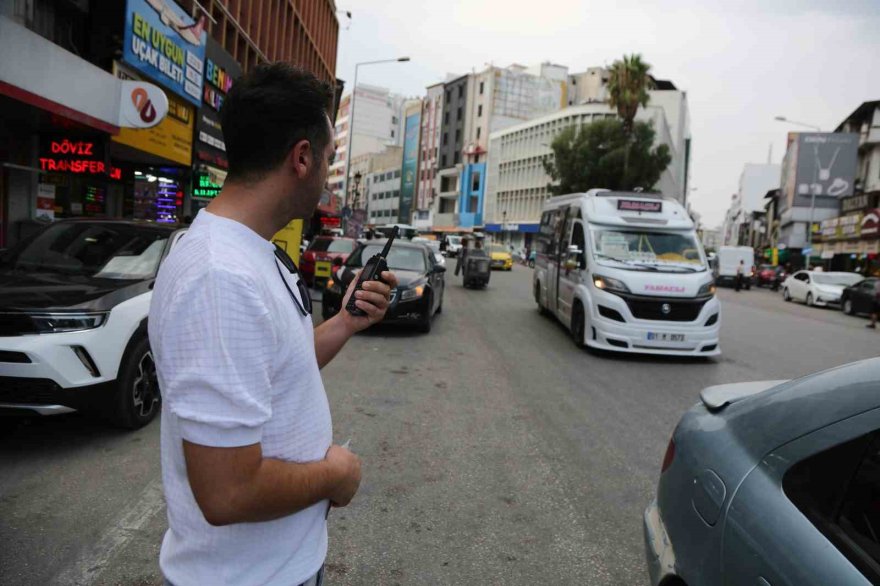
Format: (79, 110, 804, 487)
(844, 298, 854, 315)
(112, 336, 160, 429)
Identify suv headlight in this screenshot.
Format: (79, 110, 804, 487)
(697, 281, 717, 296)
(593, 274, 630, 293)
(400, 284, 426, 301)
(30, 312, 108, 334)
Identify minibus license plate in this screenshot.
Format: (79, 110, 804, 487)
(647, 332, 685, 342)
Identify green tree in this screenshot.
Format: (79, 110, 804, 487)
(542, 118, 671, 195)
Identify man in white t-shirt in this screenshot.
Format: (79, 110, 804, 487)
(149, 64, 398, 586)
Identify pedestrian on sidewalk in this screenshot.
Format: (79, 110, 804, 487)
(735, 260, 745, 292)
(149, 63, 397, 586)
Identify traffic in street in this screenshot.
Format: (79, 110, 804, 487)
(2, 266, 876, 585)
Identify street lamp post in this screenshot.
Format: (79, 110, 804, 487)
(774, 115, 823, 268)
(773, 116, 822, 132)
(342, 57, 410, 233)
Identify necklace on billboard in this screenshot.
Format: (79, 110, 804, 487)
(814, 145, 841, 181)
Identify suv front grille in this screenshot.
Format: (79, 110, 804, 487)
(0, 377, 61, 404)
(621, 294, 709, 322)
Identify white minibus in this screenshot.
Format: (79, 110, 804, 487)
(533, 190, 720, 356)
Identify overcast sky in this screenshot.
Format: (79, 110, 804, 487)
(335, 0, 880, 228)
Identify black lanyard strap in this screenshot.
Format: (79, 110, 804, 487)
(273, 245, 312, 316)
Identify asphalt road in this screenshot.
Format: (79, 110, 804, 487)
(1, 267, 878, 585)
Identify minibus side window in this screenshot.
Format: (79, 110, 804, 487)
(571, 221, 587, 269)
(554, 208, 570, 260)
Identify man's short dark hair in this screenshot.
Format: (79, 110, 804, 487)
(221, 63, 334, 182)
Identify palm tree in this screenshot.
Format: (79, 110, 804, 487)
(607, 54, 654, 187)
(607, 54, 654, 136)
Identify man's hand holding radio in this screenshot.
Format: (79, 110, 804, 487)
(339, 271, 397, 333)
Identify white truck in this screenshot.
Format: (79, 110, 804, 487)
(715, 246, 754, 289)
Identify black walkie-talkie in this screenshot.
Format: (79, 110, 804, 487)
(346, 226, 398, 316)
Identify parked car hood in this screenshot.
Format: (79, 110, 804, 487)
(0, 270, 152, 311)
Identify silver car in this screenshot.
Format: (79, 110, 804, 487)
(645, 358, 880, 586)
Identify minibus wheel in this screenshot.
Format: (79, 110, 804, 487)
(571, 302, 586, 348)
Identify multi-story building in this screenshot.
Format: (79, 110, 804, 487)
(328, 84, 407, 207)
(432, 64, 569, 233)
(837, 101, 880, 196)
(805, 101, 880, 273)
(484, 83, 692, 249)
(414, 83, 444, 231)
(364, 147, 404, 225)
(567, 67, 609, 105)
(0, 0, 338, 247)
(720, 163, 781, 246)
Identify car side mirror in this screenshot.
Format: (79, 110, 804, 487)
(433, 265, 447, 274)
(332, 257, 344, 267)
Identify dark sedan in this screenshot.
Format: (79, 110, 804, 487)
(842, 277, 880, 317)
(321, 240, 445, 333)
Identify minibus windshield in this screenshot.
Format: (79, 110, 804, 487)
(591, 228, 706, 272)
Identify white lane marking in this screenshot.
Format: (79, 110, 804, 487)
(51, 478, 165, 586)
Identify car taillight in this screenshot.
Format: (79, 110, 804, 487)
(661, 437, 675, 474)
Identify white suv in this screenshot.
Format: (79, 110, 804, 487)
(0, 219, 185, 428)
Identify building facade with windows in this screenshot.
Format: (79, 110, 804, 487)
(366, 147, 405, 225)
(432, 64, 569, 233)
(414, 83, 444, 231)
(720, 164, 782, 246)
(328, 84, 407, 207)
(484, 90, 691, 249)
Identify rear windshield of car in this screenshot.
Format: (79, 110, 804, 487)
(0, 222, 170, 280)
(347, 245, 426, 272)
(309, 238, 354, 253)
(488, 245, 508, 254)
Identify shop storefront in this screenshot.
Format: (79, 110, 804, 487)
(36, 134, 127, 220)
(189, 38, 241, 216)
(111, 63, 196, 224)
(814, 192, 880, 275)
(109, 0, 206, 224)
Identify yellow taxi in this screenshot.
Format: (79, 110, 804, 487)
(487, 244, 514, 271)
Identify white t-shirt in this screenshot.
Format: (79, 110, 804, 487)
(149, 211, 332, 586)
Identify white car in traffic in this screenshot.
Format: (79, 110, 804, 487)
(782, 270, 862, 307)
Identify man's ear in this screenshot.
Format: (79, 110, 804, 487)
(289, 139, 312, 179)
